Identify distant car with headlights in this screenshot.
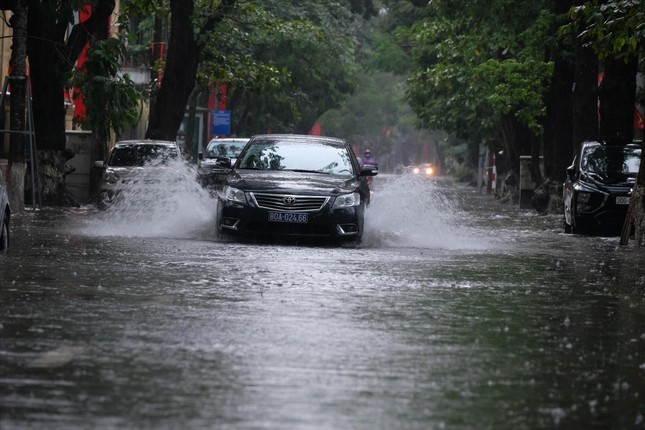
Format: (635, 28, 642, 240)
(411, 163, 436, 177)
(94, 140, 181, 209)
(216, 134, 378, 243)
(563, 140, 641, 234)
(198, 137, 249, 188)
(0, 167, 10, 251)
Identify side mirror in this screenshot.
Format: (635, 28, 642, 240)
(198, 152, 204, 161)
(94, 160, 105, 169)
(215, 158, 232, 169)
(565, 165, 576, 181)
(360, 164, 378, 177)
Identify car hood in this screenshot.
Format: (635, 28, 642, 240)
(105, 165, 183, 184)
(226, 170, 360, 195)
(580, 170, 636, 188)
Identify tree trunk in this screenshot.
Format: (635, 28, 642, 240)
(146, 0, 199, 141)
(184, 85, 199, 161)
(620, 163, 645, 246)
(543, 0, 574, 184)
(25, 0, 114, 206)
(572, 45, 598, 149)
(7, 0, 28, 210)
(145, 0, 238, 141)
(543, 45, 574, 184)
(598, 57, 637, 140)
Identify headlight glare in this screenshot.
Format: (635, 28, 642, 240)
(104, 169, 119, 184)
(221, 186, 247, 204)
(333, 192, 360, 209)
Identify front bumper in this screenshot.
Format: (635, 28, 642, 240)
(572, 189, 631, 231)
(217, 200, 364, 241)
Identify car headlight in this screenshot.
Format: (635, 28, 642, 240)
(220, 186, 247, 204)
(425, 167, 434, 175)
(576, 192, 591, 203)
(104, 169, 119, 184)
(413, 167, 420, 174)
(333, 192, 360, 208)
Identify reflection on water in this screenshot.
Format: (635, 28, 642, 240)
(1, 176, 644, 429)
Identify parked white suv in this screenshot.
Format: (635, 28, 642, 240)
(95, 140, 181, 209)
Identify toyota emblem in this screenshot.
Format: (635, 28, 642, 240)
(283, 196, 296, 206)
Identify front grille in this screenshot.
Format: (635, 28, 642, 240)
(251, 193, 329, 212)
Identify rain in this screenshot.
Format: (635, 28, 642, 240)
(2, 168, 644, 430)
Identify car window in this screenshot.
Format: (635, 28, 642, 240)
(206, 140, 247, 159)
(581, 145, 641, 176)
(109, 145, 178, 167)
(237, 140, 354, 175)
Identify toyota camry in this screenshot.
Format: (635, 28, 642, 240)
(216, 134, 378, 243)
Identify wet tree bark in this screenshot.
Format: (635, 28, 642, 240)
(598, 57, 637, 140)
(145, 0, 199, 141)
(145, 0, 237, 141)
(7, 0, 28, 210)
(620, 166, 644, 246)
(572, 45, 598, 149)
(25, 1, 114, 206)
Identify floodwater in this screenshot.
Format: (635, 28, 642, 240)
(1, 170, 644, 430)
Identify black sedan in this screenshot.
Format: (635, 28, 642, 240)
(216, 134, 378, 243)
(563, 139, 641, 234)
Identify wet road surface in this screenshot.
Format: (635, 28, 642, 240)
(1, 174, 644, 429)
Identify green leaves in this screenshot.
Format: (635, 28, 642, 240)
(403, 0, 554, 143)
(71, 38, 141, 143)
(568, 0, 644, 60)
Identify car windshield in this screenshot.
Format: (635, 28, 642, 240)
(580, 144, 641, 177)
(205, 140, 247, 159)
(108, 145, 178, 167)
(237, 139, 354, 175)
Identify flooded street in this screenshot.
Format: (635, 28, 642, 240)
(1, 174, 645, 429)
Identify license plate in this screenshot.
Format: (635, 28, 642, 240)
(616, 196, 630, 205)
(268, 212, 308, 223)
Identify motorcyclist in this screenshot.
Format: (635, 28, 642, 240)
(360, 148, 377, 169)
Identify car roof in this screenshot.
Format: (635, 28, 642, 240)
(114, 139, 177, 147)
(209, 137, 249, 142)
(582, 139, 642, 148)
(249, 134, 346, 146)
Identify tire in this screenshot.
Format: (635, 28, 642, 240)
(563, 216, 572, 234)
(0, 215, 8, 251)
(571, 215, 587, 235)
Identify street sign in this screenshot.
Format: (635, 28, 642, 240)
(212, 110, 231, 136)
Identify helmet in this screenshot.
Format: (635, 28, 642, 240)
(364, 148, 372, 156)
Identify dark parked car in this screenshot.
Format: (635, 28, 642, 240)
(563, 140, 641, 234)
(0, 168, 10, 251)
(198, 137, 249, 188)
(216, 134, 378, 243)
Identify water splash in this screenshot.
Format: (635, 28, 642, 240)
(79, 160, 218, 239)
(362, 174, 489, 250)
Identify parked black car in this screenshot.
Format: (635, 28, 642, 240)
(563, 139, 641, 234)
(216, 134, 378, 243)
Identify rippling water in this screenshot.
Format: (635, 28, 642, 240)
(1, 174, 644, 430)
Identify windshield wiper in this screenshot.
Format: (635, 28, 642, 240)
(285, 169, 330, 174)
